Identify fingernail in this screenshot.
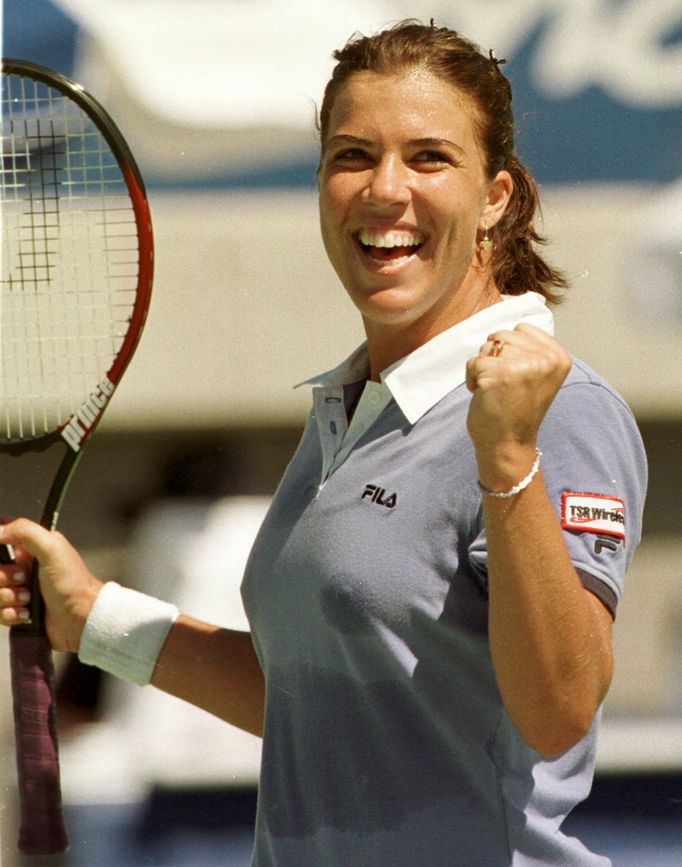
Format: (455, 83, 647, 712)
(18, 611, 31, 622)
(17, 590, 30, 603)
(12, 571, 26, 584)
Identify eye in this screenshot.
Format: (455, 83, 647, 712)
(332, 147, 371, 163)
(412, 150, 452, 167)
(321, 147, 374, 174)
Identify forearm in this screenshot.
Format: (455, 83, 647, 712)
(152, 615, 265, 737)
(465, 326, 615, 755)
(78, 582, 265, 736)
(0, 522, 267, 737)
(481, 452, 612, 756)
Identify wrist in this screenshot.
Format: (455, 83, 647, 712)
(475, 441, 540, 495)
(78, 582, 179, 685)
(68, 578, 104, 653)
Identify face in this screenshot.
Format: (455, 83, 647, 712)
(318, 69, 511, 340)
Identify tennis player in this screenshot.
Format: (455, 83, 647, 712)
(1, 20, 646, 866)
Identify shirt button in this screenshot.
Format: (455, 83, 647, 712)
(368, 391, 381, 405)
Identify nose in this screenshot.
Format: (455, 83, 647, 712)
(363, 154, 410, 208)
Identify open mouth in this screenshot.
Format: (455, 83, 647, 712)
(357, 229, 425, 263)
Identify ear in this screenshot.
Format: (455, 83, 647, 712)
(479, 169, 513, 231)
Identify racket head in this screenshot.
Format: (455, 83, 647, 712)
(1, 58, 153, 456)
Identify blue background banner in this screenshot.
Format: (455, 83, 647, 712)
(3, 0, 680, 186)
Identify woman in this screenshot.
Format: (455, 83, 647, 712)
(0, 20, 646, 866)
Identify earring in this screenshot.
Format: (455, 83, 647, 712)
(480, 225, 493, 251)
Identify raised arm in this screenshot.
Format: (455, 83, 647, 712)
(465, 324, 613, 757)
(0, 520, 264, 737)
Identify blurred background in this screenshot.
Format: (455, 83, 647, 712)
(1, 0, 681, 864)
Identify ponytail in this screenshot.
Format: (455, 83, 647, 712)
(490, 157, 567, 304)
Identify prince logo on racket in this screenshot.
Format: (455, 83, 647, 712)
(61, 375, 115, 452)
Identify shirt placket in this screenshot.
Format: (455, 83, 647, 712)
(313, 386, 348, 486)
(314, 382, 391, 488)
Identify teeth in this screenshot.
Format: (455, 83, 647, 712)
(358, 230, 423, 248)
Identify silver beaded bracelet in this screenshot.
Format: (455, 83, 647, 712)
(478, 448, 542, 499)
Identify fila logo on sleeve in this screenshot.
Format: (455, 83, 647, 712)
(561, 492, 625, 539)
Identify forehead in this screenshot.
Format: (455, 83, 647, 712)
(325, 68, 480, 145)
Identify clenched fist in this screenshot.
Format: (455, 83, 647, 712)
(465, 323, 572, 492)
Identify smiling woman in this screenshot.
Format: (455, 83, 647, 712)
(0, 18, 647, 867)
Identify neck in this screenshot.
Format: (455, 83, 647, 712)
(364, 279, 501, 381)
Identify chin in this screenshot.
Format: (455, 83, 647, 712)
(349, 285, 419, 321)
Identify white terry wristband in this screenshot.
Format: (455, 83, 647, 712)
(78, 582, 180, 686)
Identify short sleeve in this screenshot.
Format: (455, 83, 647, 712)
(468, 359, 648, 614)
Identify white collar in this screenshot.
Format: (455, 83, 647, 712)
(300, 292, 554, 424)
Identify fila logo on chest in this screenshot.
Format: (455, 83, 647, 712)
(361, 484, 397, 509)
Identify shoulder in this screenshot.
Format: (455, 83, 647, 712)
(549, 356, 643, 444)
(541, 355, 647, 496)
(560, 356, 633, 412)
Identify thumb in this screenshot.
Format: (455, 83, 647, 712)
(0, 518, 56, 563)
(465, 356, 480, 393)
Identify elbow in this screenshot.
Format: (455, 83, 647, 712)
(526, 729, 588, 759)
(520, 706, 599, 758)
(521, 664, 612, 757)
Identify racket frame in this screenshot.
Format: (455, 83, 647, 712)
(1, 58, 154, 854)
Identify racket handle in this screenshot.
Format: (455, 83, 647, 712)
(9, 631, 69, 855)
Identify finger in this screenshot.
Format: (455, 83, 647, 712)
(0, 535, 35, 578)
(487, 328, 570, 376)
(513, 322, 556, 344)
(478, 335, 516, 363)
(0, 580, 32, 626)
(0, 604, 31, 626)
(465, 355, 481, 391)
(507, 325, 573, 381)
(0, 535, 30, 588)
(497, 325, 566, 363)
(466, 353, 502, 392)
(0, 585, 31, 608)
(479, 336, 506, 358)
(0, 519, 55, 561)
(0, 564, 29, 589)
(486, 329, 537, 355)
(482, 328, 538, 358)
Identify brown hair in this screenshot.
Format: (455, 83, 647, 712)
(318, 20, 567, 303)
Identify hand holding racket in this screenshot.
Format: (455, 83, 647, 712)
(1, 59, 153, 855)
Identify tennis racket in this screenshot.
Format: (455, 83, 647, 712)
(1, 59, 153, 855)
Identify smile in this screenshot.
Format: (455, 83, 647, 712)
(356, 228, 425, 264)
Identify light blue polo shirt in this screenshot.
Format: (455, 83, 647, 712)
(241, 292, 647, 866)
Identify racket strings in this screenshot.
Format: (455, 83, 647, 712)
(1, 72, 140, 442)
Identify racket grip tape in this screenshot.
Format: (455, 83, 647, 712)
(9, 631, 69, 855)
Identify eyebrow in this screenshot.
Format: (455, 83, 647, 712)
(410, 137, 465, 155)
(325, 134, 465, 155)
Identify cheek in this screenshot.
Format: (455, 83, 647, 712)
(318, 184, 342, 239)
(319, 177, 358, 253)
(318, 191, 349, 277)
(438, 196, 484, 249)
(320, 174, 350, 211)
(318, 198, 338, 250)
